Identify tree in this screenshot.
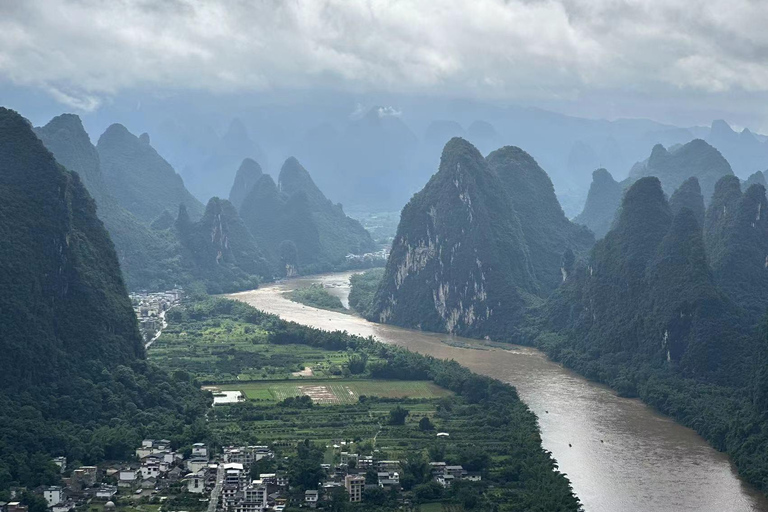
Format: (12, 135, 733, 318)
(419, 417, 434, 431)
(346, 353, 368, 374)
(388, 406, 409, 425)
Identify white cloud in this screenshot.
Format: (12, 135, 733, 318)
(1, 0, 768, 110)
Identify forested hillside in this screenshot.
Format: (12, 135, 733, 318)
(174, 198, 271, 293)
(97, 123, 204, 223)
(535, 177, 768, 493)
(36, 114, 189, 290)
(0, 107, 209, 490)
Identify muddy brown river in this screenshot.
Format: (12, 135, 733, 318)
(227, 271, 768, 512)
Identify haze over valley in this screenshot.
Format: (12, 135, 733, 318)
(5, 2, 768, 511)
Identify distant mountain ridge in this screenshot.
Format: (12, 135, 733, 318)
(37, 113, 271, 292)
(239, 157, 376, 275)
(576, 139, 734, 239)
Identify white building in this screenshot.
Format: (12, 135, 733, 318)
(141, 462, 160, 480)
(43, 487, 62, 507)
(304, 490, 318, 505)
(187, 471, 206, 494)
(118, 469, 139, 488)
(186, 458, 208, 474)
(192, 443, 208, 458)
(377, 471, 399, 488)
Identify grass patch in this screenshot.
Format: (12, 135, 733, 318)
(217, 379, 452, 404)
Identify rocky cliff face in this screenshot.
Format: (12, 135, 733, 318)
(370, 138, 538, 339)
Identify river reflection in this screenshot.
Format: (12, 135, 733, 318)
(227, 271, 768, 512)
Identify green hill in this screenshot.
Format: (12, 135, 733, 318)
(35, 114, 189, 291)
(487, 146, 594, 294)
(175, 198, 271, 292)
(0, 107, 208, 490)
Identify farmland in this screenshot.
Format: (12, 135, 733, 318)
(147, 297, 581, 511)
(215, 379, 452, 404)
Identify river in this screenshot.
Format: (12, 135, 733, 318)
(227, 271, 768, 512)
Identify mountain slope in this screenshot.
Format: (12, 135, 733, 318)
(487, 146, 594, 293)
(0, 107, 209, 489)
(543, 177, 746, 383)
(228, 158, 263, 210)
(97, 124, 204, 223)
(370, 138, 538, 338)
(239, 158, 375, 274)
(278, 157, 376, 260)
(669, 177, 706, 227)
(705, 178, 768, 320)
(573, 168, 623, 239)
(1, 109, 142, 386)
(35, 114, 189, 291)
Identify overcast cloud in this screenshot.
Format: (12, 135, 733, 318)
(1, 0, 768, 114)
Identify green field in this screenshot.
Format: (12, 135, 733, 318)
(216, 379, 452, 404)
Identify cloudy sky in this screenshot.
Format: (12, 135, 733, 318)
(2, 0, 768, 127)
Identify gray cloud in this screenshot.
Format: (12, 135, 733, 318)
(1, 0, 768, 112)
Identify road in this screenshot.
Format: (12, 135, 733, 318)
(207, 464, 224, 512)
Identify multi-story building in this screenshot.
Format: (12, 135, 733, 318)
(344, 475, 364, 503)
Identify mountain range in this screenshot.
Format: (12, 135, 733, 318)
(52, 92, 768, 215)
(239, 157, 376, 275)
(36, 115, 273, 292)
(363, 134, 768, 495)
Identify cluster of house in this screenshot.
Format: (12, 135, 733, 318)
(129, 289, 182, 344)
(10, 436, 484, 512)
(428, 462, 481, 487)
(184, 445, 287, 512)
(1, 457, 121, 512)
(301, 451, 401, 508)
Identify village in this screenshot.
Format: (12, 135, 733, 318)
(129, 290, 183, 347)
(0, 434, 479, 512)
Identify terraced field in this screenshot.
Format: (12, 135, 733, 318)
(217, 379, 452, 404)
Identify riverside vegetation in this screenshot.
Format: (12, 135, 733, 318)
(149, 296, 582, 511)
(356, 136, 768, 495)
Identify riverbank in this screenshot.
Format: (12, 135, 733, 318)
(227, 272, 768, 512)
